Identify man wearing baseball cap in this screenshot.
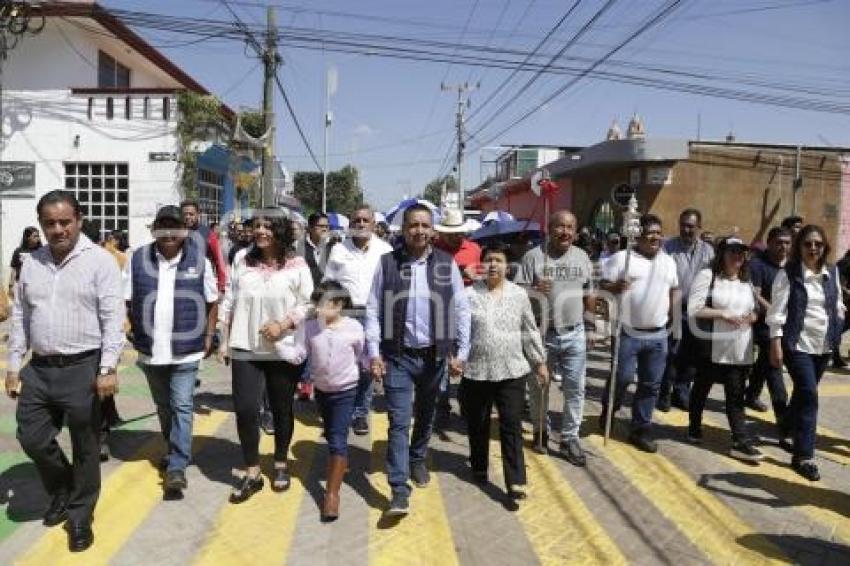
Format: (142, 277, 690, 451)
(125, 205, 219, 499)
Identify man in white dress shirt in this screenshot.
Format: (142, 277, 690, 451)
(5, 191, 124, 552)
(323, 204, 392, 435)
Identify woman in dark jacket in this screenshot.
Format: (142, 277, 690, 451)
(766, 225, 844, 481)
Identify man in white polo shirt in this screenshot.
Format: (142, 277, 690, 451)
(125, 206, 218, 499)
(323, 204, 393, 435)
(600, 213, 680, 453)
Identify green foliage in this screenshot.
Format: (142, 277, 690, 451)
(175, 91, 229, 198)
(240, 110, 266, 139)
(421, 175, 457, 205)
(294, 165, 363, 215)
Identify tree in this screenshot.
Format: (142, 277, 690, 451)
(421, 175, 456, 206)
(294, 164, 363, 215)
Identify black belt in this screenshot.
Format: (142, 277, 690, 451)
(32, 349, 100, 368)
(556, 323, 584, 332)
(402, 346, 436, 358)
(630, 326, 665, 333)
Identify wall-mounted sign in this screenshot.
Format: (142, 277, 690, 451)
(647, 166, 672, 186)
(149, 152, 177, 162)
(610, 182, 636, 208)
(0, 161, 36, 198)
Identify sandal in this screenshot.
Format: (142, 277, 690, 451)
(229, 473, 264, 504)
(272, 466, 291, 492)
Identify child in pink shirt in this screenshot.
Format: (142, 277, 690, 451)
(276, 281, 364, 522)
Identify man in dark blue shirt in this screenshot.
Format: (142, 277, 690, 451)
(745, 226, 792, 434)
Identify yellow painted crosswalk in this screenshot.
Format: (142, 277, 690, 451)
(3, 397, 848, 564)
(507, 434, 627, 565)
(366, 412, 459, 566)
(193, 412, 324, 565)
(16, 409, 230, 566)
(654, 409, 850, 544)
(585, 431, 788, 564)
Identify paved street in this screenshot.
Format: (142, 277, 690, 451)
(1, 334, 849, 565)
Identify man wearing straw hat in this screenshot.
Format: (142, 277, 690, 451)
(434, 209, 481, 427)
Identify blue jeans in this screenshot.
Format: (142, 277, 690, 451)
(141, 361, 200, 472)
(384, 353, 446, 497)
(316, 388, 357, 456)
(351, 369, 374, 420)
(530, 327, 586, 440)
(784, 351, 829, 461)
(604, 330, 667, 433)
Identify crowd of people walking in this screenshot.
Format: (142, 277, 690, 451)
(2, 189, 845, 552)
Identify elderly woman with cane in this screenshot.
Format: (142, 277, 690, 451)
(464, 243, 548, 499)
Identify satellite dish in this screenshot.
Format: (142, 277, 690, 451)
(530, 170, 543, 196)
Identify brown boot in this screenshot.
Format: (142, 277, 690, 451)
(321, 455, 346, 522)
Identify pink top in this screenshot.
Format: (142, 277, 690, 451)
(276, 317, 365, 392)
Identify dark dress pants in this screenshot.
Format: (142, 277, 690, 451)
(463, 376, 526, 487)
(745, 337, 788, 431)
(689, 361, 751, 443)
(16, 354, 102, 524)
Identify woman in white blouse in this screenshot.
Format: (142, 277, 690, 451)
(464, 243, 548, 501)
(687, 237, 762, 462)
(218, 210, 314, 502)
(767, 225, 844, 482)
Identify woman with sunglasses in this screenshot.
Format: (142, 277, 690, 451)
(767, 224, 845, 481)
(687, 237, 762, 461)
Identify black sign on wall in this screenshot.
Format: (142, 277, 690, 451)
(0, 161, 36, 198)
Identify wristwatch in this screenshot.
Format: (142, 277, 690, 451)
(99, 367, 114, 377)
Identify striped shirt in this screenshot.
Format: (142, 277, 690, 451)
(7, 234, 125, 372)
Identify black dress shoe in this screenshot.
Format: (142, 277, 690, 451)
(229, 474, 264, 503)
(68, 522, 94, 552)
(628, 430, 658, 453)
(792, 460, 821, 481)
(43, 493, 69, 527)
(165, 470, 188, 491)
(655, 394, 671, 412)
(670, 395, 689, 412)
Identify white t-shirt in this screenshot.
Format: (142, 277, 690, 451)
(688, 269, 755, 365)
(602, 249, 679, 329)
(124, 250, 219, 365)
(323, 235, 393, 307)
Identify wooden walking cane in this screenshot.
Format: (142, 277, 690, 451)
(604, 195, 640, 446)
(534, 170, 557, 453)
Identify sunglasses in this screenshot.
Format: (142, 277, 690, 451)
(803, 240, 824, 249)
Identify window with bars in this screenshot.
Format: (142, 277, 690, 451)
(197, 168, 224, 225)
(64, 162, 129, 238)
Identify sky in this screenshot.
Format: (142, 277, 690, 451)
(103, 0, 850, 211)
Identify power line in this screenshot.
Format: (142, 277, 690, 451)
(468, 0, 618, 138)
(470, 1, 691, 150)
(274, 72, 322, 170)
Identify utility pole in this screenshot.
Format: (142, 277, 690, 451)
(322, 67, 337, 213)
(260, 6, 279, 207)
(441, 81, 479, 211)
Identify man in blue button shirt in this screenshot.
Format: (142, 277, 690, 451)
(366, 204, 471, 517)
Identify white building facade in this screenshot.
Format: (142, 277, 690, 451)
(0, 2, 231, 279)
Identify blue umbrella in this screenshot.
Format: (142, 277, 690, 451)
(327, 212, 349, 230)
(385, 198, 441, 227)
(470, 219, 541, 241)
(483, 210, 515, 224)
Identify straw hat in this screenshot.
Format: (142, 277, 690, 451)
(434, 209, 470, 233)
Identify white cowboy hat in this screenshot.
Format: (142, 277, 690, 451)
(434, 209, 471, 234)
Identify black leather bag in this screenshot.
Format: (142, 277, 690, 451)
(690, 273, 716, 362)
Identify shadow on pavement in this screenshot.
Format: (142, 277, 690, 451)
(194, 392, 234, 415)
(0, 461, 48, 524)
(737, 533, 850, 563)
